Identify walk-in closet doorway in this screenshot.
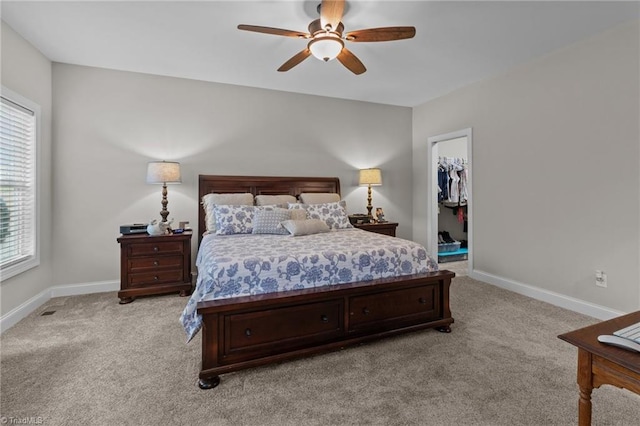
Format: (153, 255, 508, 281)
(427, 128, 473, 275)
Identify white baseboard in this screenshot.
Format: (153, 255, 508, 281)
(0, 290, 51, 334)
(469, 269, 625, 320)
(1, 280, 119, 334)
(50, 280, 119, 298)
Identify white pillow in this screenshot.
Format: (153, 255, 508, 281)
(299, 193, 340, 204)
(255, 194, 297, 206)
(281, 219, 330, 236)
(202, 193, 254, 233)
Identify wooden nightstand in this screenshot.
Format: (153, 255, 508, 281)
(117, 231, 193, 304)
(353, 222, 398, 237)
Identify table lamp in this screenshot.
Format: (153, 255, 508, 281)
(359, 168, 382, 219)
(146, 160, 181, 223)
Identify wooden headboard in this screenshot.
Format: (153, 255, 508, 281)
(198, 175, 341, 243)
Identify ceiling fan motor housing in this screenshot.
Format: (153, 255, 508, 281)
(308, 19, 345, 61)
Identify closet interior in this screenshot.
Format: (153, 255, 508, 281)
(437, 138, 469, 263)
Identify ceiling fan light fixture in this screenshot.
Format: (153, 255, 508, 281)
(309, 35, 344, 62)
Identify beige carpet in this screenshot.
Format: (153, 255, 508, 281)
(1, 274, 639, 426)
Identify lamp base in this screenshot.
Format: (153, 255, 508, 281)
(366, 185, 373, 219)
(160, 183, 170, 223)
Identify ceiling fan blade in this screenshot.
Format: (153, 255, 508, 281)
(320, 0, 345, 31)
(345, 26, 416, 42)
(238, 24, 310, 39)
(278, 49, 312, 72)
(337, 48, 366, 75)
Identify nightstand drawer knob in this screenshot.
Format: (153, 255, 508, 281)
(419, 297, 427, 304)
(154, 276, 159, 281)
(153, 246, 159, 252)
(245, 328, 252, 337)
(362, 307, 370, 315)
(153, 260, 159, 266)
(320, 315, 329, 323)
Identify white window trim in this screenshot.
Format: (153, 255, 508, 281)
(0, 86, 41, 281)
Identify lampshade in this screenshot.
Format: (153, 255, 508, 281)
(146, 161, 182, 184)
(359, 168, 382, 186)
(309, 35, 344, 62)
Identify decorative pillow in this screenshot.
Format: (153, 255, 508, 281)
(255, 194, 297, 206)
(213, 205, 257, 235)
(289, 208, 308, 221)
(302, 200, 353, 230)
(202, 193, 254, 233)
(299, 193, 340, 204)
(252, 208, 290, 235)
(281, 219, 330, 236)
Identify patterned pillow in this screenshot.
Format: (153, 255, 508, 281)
(213, 205, 256, 235)
(302, 200, 353, 230)
(252, 208, 290, 235)
(202, 193, 254, 233)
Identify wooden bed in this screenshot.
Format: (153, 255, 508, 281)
(195, 175, 455, 389)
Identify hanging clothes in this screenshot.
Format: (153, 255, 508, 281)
(438, 157, 468, 207)
(437, 164, 449, 202)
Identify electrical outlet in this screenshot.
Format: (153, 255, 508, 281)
(595, 270, 607, 288)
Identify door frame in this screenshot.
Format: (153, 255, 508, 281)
(427, 128, 473, 274)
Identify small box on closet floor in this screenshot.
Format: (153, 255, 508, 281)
(438, 242, 461, 253)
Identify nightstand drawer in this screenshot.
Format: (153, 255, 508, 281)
(128, 255, 184, 272)
(128, 241, 184, 257)
(128, 269, 184, 287)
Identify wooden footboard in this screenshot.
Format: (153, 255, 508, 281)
(196, 270, 455, 389)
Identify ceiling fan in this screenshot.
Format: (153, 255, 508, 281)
(237, 0, 416, 75)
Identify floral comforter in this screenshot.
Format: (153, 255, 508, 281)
(180, 229, 438, 341)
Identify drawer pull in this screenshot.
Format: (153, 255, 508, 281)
(153, 246, 159, 252)
(153, 260, 159, 266)
(245, 328, 252, 337)
(320, 315, 329, 323)
(419, 297, 427, 304)
(154, 276, 159, 281)
(362, 307, 370, 315)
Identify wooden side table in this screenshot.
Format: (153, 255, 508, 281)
(353, 222, 398, 237)
(117, 231, 193, 304)
(558, 311, 640, 425)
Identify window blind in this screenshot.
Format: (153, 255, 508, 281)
(0, 95, 36, 273)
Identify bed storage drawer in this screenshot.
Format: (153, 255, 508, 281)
(348, 284, 440, 331)
(221, 300, 344, 362)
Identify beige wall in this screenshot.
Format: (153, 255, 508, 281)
(0, 22, 53, 315)
(413, 20, 640, 313)
(51, 64, 413, 287)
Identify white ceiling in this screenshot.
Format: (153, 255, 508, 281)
(2, 1, 638, 107)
